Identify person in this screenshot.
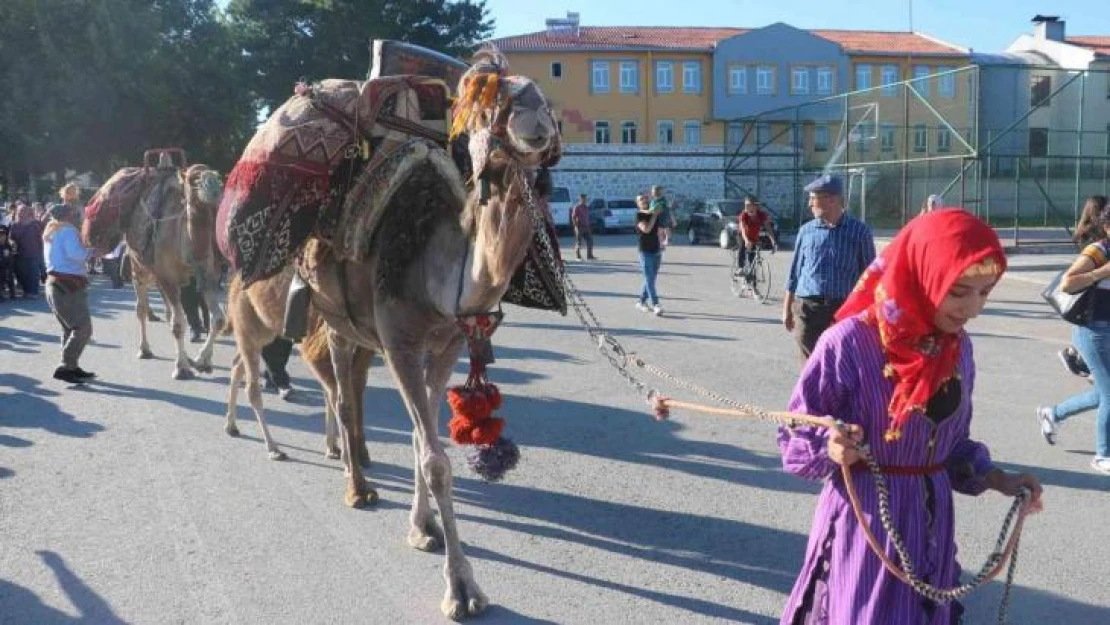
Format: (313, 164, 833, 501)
(778, 209, 1043, 624)
(179, 275, 211, 343)
(634, 193, 664, 316)
(1037, 201, 1110, 474)
(571, 193, 595, 261)
(100, 241, 127, 289)
(261, 336, 296, 400)
(9, 203, 44, 298)
(0, 225, 16, 299)
(920, 194, 944, 214)
(42, 201, 95, 384)
(736, 195, 777, 277)
(650, 185, 676, 249)
(783, 174, 876, 360)
(1059, 195, 1110, 380)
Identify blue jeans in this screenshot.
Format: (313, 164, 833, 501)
(638, 251, 662, 306)
(1053, 321, 1110, 457)
(15, 255, 42, 296)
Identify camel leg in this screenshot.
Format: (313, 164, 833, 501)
(384, 347, 487, 620)
(323, 400, 340, 460)
(408, 336, 463, 553)
(351, 347, 374, 468)
(192, 279, 225, 374)
(163, 285, 195, 380)
(135, 280, 154, 359)
(238, 343, 286, 460)
(328, 330, 377, 507)
(225, 354, 244, 437)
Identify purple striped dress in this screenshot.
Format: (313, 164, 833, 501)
(778, 315, 994, 625)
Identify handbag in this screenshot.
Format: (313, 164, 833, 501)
(1042, 268, 1096, 325)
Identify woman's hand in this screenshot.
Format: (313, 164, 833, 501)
(827, 422, 864, 467)
(987, 469, 1044, 513)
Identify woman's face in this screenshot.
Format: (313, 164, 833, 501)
(934, 273, 998, 333)
(636, 196, 649, 211)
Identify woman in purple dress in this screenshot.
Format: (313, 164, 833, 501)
(778, 209, 1043, 625)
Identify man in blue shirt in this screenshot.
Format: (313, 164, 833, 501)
(783, 174, 876, 360)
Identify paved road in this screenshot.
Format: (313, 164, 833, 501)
(2, 235, 1107, 624)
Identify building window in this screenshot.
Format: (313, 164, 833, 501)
(619, 61, 638, 94)
(656, 61, 674, 93)
(682, 61, 701, 93)
(816, 67, 834, 95)
(756, 66, 774, 95)
(913, 65, 930, 96)
(937, 127, 952, 153)
(881, 65, 899, 97)
(727, 122, 745, 146)
(551, 62, 563, 79)
(881, 123, 896, 152)
(755, 122, 772, 146)
(657, 120, 674, 145)
(684, 120, 701, 145)
(938, 67, 956, 98)
(1030, 75, 1051, 107)
(814, 124, 830, 151)
(592, 61, 610, 93)
(621, 121, 638, 144)
(729, 66, 747, 94)
(913, 123, 928, 152)
(594, 120, 610, 144)
(791, 67, 809, 95)
(1029, 127, 1049, 156)
(856, 64, 872, 90)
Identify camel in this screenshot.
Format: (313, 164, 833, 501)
(83, 154, 227, 379)
(222, 49, 561, 619)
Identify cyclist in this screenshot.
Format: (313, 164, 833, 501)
(737, 195, 777, 280)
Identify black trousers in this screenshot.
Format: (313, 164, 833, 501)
(261, 336, 293, 388)
(792, 297, 844, 359)
(179, 276, 210, 333)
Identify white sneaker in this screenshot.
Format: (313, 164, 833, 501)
(635, 301, 649, 312)
(1091, 457, 1110, 475)
(1036, 406, 1057, 445)
(652, 305, 663, 316)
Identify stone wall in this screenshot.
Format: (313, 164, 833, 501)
(551, 143, 799, 214)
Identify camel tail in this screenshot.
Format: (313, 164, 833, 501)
(300, 314, 329, 364)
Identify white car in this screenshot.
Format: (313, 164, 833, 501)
(547, 186, 574, 231)
(588, 198, 639, 233)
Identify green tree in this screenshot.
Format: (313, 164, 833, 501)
(226, 0, 493, 113)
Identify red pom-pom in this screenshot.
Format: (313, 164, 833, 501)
(447, 387, 492, 421)
(470, 416, 504, 446)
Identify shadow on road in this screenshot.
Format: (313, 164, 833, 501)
(0, 374, 104, 440)
(995, 460, 1110, 493)
(0, 550, 127, 624)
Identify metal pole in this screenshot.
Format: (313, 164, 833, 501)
(1014, 157, 1021, 247)
(902, 85, 910, 226)
(985, 130, 993, 224)
(1075, 71, 1086, 224)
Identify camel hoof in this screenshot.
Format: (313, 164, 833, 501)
(225, 423, 240, 437)
(407, 525, 443, 552)
(138, 349, 154, 360)
(268, 450, 287, 461)
(344, 487, 379, 509)
(172, 368, 195, 380)
(325, 448, 341, 460)
(194, 362, 213, 374)
(441, 583, 488, 621)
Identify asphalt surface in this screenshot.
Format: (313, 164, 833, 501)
(2, 234, 1108, 624)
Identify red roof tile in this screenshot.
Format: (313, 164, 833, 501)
(488, 26, 967, 56)
(1068, 36, 1110, 57)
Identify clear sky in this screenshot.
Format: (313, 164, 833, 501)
(481, 0, 1110, 52)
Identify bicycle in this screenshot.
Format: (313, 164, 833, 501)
(729, 241, 773, 303)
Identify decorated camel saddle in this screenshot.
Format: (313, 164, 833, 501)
(217, 40, 565, 315)
(83, 148, 187, 264)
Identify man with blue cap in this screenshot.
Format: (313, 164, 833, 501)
(783, 173, 876, 360)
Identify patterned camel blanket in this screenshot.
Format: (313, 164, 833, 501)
(216, 75, 452, 286)
(82, 167, 147, 246)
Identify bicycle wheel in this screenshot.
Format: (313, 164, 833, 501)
(729, 249, 744, 297)
(751, 255, 773, 303)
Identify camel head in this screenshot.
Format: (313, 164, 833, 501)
(450, 47, 562, 184)
(184, 164, 223, 209)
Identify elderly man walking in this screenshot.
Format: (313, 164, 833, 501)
(43, 201, 96, 384)
(783, 174, 876, 360)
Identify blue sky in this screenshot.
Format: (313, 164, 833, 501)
(481, 0, 1110, 52)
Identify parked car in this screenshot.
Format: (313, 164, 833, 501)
(588, 198, 639, 233)
(687, 198, 780, 249)
(548, 186, 574, 232)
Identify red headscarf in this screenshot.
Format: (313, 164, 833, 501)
(835, 209, 1006, 441)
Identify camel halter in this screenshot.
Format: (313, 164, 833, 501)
(553, 281, 1029, 624)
